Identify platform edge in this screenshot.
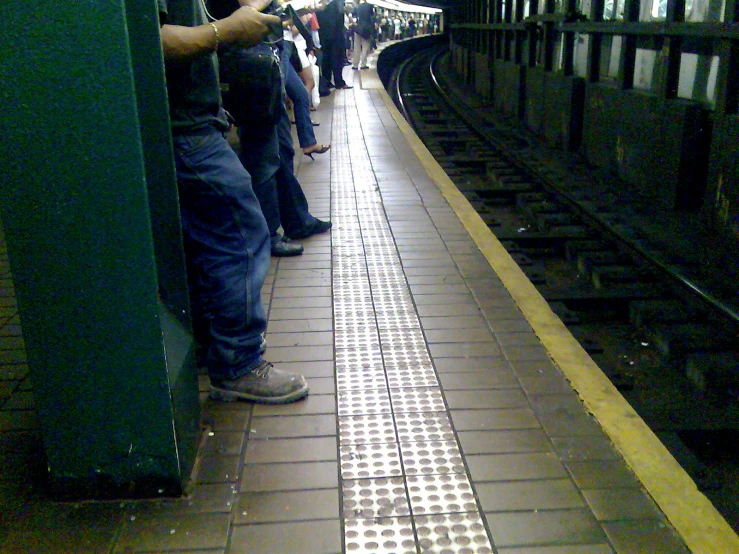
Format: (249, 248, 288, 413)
(378, 88, 739, 554)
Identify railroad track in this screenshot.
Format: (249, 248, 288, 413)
(390, 45, 739, 529)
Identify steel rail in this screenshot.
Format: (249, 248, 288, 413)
(394, 46, 739, 326)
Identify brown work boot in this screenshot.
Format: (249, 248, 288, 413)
(209, 362, 309, 405)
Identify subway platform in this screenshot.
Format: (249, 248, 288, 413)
(1, 46, 738, 553)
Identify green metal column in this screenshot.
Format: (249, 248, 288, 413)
(0, 0, 200, 499)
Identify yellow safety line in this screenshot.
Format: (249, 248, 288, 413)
(379, 88, 739, 554)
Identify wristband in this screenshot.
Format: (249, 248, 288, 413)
(209, 22, 220, 51)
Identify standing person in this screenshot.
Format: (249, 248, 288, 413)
(218, 40, 331, 256)
(351, 0, 374, 70)
(158, 0, 309, 404)
(306, 12, 322, 107)
(382, 16, 391, 41)
(211, 0, 313, 257)
(276, 4, 330, 158)
(317, 0, 353, 90)
(281, 45, 331, 158)
(289, 17, 316, 109)
(343, 3, 355, 63)
(392, 14, 401, 40)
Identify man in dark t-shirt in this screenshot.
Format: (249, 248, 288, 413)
(157, 0, 309, 404)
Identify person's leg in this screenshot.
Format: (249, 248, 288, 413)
(319, 74, 332, 96)
(295, 46, 316, 104)
(299, 65, 315, 106)
(281, 45, 318, 149)
(332, 38, 348, 88)
(274, 102, 311, 232)
(238, 124, 304, 257)
(352, 34, 363, 69)
(359, 34, 370, 67)
(174, 129, 269, 381)
(274, 103, 332, 239)
(173, 127, 308, 403)
(318, 43, 333, 90)
(236, 125, 281, 246)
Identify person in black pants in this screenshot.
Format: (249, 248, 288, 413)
(316, 0, 352, 90)
(213, 1, 331, 257)
(236, 60, 332, 255)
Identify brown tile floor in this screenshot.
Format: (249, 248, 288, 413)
(0, 50, 693, 553)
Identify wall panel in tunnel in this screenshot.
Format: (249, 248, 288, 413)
(582, 84, 710, 211)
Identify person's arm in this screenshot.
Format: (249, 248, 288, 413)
(160, 0, 279, 63)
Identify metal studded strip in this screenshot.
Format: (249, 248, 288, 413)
(331, 91, 494, 553)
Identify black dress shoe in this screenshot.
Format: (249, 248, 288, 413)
(271, 240, 304, 257)
(287, 219, 332, 240)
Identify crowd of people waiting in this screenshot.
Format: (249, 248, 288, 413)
(342, 3, 442, 68)
(156, 0, 439, 408)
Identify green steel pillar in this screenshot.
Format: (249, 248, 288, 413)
(0, 0, 200, 499)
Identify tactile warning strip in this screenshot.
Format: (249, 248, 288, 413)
(331, 91, 494, 552)
(342, 477, 410, 518)
(415, 513, 493, 553)
(344, 516, 416, 553)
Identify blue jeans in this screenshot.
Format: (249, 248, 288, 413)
(172, 126, 270, 382)
(274, 100, 320, 237)
(280, 42, 316, 149)
(239, 112, 318, 241)
(237, 123, 282, 246)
